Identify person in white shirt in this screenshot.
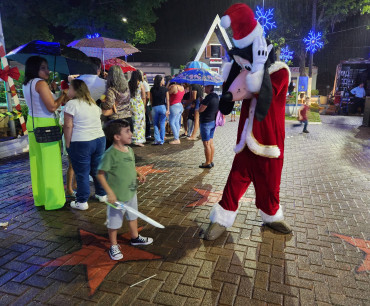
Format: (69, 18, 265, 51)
(63, 79, 107, 211)
(351, 83, 366, 114)
(68, 57, 107, 102)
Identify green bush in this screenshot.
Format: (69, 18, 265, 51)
(286, 92, 297, 104)
(311, 89, 319, 96)
(310, 102, 320, 113)
(21, 104, 29, 122)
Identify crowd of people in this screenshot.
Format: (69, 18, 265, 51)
(22, 55, 221, 260)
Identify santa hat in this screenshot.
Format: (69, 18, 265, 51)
(220, 3, 263, 49)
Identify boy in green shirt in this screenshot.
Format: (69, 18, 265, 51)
(97, 119, 153, 260)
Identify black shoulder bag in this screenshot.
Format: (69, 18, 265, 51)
(29, 79, 62, 143)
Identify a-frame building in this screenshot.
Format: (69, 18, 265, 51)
(194, 15, 233, 74)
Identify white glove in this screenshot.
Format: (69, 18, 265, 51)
(252, 36, 273, 73)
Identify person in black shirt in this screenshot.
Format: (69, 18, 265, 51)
(181, 84, 191, 136)
(199, 85, 219, 168)
(150, 75, 169, 145)
(188, 84, 203, 140)
(187, 100, 196, 137)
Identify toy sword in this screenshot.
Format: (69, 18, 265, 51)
(105, 201, 165, 229)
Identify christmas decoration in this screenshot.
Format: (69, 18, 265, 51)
(255, 6, 276, 35)
(0, 43, 27, 135)
(86, 33, 100, 39)
(303, 30, 323, 53)
(280, 45, 294, 63)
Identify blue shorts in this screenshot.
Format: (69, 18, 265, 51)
(200, 121, 216, 141)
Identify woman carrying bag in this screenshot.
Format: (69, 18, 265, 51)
(22, 56, 68, 210)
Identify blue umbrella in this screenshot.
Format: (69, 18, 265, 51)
(172, 68, 223, 86)
(6, 40, 96, 75)
(184, 61, 210, 71)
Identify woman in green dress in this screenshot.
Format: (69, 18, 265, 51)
(22, 56, 68, 210)
(129, 71, 146, 146)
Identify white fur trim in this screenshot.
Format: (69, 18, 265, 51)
(245, 98, 280, 158)
(220, 15, 231, 28)
(209, 203, 238, 228)
(234, 118, 248, 153)
(268, 61, 291, 82)
(222, 61, 233, 81)
(233, 23, 263, 49)
(259, 206, 284, 223)
(235, 97, 280, 158)
(246, 70, 264, 93)
(246, 132, 281, 158)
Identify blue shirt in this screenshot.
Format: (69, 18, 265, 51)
(351, 86, 366, 98)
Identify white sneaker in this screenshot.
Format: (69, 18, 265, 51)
(109, 244, 123, 260)
(95, 194, 108, 202)
(130, 235, 154, 246)
(70, 201, 89, 210)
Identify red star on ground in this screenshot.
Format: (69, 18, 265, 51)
(187, 188, 254, 208)
(136, 164, 169, 176)
(333, 233, 370, 273)
(43, 227, 161, 295)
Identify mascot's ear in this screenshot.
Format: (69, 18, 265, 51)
(255, 66, 273, 122)
(219, 60, 241, 115)
(223, 61, 241, 93)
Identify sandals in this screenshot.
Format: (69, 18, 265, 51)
(66, 190, 76, 198)
(199, 163, 213, 169)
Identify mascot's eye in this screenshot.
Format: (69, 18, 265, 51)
(244, 65, 251, 71)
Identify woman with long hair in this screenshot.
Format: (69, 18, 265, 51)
(150, 75, 169, 145)
(129, 70, 146, 146)
(102, 65, 132, 146)
(64, 79, 107, 210)
(168, 82, 185, 144)
(23, 56, 68, 210)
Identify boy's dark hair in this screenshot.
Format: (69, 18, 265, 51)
(104, 119, 130, 144)
(23, 56, 48, 85)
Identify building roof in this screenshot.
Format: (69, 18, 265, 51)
(194, 15, 233, 61)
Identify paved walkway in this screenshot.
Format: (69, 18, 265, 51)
(0, 115, 369, 305)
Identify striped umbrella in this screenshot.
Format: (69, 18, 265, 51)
(103, 58, 136, 73)
(68, 37, 140, 62)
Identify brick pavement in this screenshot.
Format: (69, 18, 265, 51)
(0, 115, 369, 305)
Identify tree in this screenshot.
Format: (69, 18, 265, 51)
(0, 0, 167, 49)
(269, 0, 369, 76)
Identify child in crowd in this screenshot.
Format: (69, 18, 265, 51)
(187, 101, 196, 137)
(59, 83, 77, 198)
(230, 106, 236, 122)
(296, 97, 310, 133)
(97, 120, 153, 260)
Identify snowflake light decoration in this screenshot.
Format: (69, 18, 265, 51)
(255, 6, 276, 35)
(86, 33, 100, 39)
(280, 46, 294, 63)
(303, 31, 323, 53)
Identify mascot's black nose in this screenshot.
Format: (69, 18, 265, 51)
(221, 91, 233, 102)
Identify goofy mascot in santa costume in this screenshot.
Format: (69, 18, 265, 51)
(205, 3, 292, 240)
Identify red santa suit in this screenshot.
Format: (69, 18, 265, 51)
(207, 3, 291, 229)
(210, 62, 290, 228)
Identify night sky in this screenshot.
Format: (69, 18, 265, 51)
(131, 0, 369, 93)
